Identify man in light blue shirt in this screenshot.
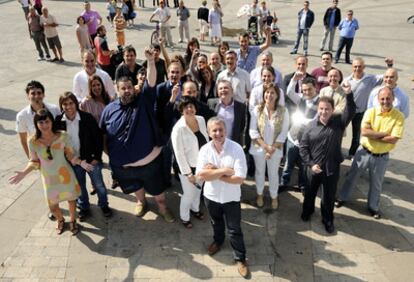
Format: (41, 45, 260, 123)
(335, 10, 359, 64)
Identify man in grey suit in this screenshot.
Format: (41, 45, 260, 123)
(208, 79, 247, 147)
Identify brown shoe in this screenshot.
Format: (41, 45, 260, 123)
(256, 194, 264, 208)
(237, 261, 250, 278)
(207, 242, 221, 256)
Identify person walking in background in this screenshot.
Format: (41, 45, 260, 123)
(208, 0, 223, 46)
(150, 0, 174, 48)
(320, 0, 341, 52)
(290, 1, 314, 56)
(113, 6, 127, 46)
(40, 7, 64, 62)
(197, 0, 209, 42)
(335, 10, 359, 64)
(28, 7, 51, 61)
(176, 0, 190, 44)
(81, 1, 102, 41)
(76, 16, 93, 60)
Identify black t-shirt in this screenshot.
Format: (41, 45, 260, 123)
(115, 62, 142, 85)
(143, 58, 167, 85)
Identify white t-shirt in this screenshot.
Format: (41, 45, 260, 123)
(72, 68, 116, 101)
(153, 7, 171, 27)
(20, 0, 30, 8)
(40, 14, 59, 38)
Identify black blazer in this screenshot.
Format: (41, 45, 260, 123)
(55, 110, 103, 163)
(208, 98, 247, 147)
(323, 7, 341, 27)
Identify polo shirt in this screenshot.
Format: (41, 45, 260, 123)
(236, 46, 261, 73)
(196, 138, 247, 204)
(99, 83, 162, 166)
(360, 107, 404, 154)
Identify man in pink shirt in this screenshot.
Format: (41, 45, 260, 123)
(81, 1, 102, 40)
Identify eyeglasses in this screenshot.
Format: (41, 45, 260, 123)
(46, 146, 53, 160)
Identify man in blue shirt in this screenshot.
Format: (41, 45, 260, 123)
(320, 0, 341, 52)
(100, 49, 175, 223)
(335, 10, 359, 64)
(236, 28, 271, 73)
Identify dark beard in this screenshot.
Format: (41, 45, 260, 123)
(120, 94, 134, 105)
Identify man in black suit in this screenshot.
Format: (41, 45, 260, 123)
(207, 79, 247, 147)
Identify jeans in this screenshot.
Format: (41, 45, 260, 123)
(335, 36, 354, 63)
(204, 198, 246, 262)
(281, 139, 306, 187)
(252, 149, 283, 198)
(349, 112, 365, 156)
(31, 31, 50, 58)
(293, 28, 309, 53)
(338, 147, 389, 212)
(302, 166, 340, 223)
(320, 26, 336, 51)
(73, 162, 109, 210)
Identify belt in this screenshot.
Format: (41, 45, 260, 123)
(362, 146, 389, 157)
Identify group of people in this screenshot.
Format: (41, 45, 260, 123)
(12, 0, 409, 278)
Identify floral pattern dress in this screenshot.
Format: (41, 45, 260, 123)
(29, 132, 81, 205)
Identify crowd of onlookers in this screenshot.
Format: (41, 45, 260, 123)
(12, 0, 409, 278)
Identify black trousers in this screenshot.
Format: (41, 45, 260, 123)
(302, 166, 340, 223)
(349, 112, 365, 156)
(335, 36, 354, 63)
(204, 197, 246, 262)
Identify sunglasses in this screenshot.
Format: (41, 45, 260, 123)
(46, 146, 53, 160)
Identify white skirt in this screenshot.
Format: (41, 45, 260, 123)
(199, 19, 208, 34)
(210, 23, 222, 38)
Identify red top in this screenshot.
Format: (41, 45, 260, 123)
(94, 36, 111, 66)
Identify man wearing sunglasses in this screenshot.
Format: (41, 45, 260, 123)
(16, 80, 61, 220)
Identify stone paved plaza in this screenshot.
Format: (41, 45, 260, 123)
(0, 0, 413, 281)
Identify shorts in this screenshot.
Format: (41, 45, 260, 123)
(111, 152, 165, 196)
(47, 35, 62, 49)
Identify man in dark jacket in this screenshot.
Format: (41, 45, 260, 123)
(56, 92, 112, 221)
(290, 1, 315, 56)
(320, 0, 341, 51)
(299, 82, 355, 234)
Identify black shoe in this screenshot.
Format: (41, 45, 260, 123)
(334, 59, 339, 64)
(301, 212, 311, 222)
(369, 209, 381, 219)
(78, 209, 90, 222)
(48, 212, 56, 221)
(346, 61, 352, 64)
(101, 206, 113, 218)
(90, 189, 97, 195)
(320, 48, 324, 51)
(290, 50, 297, 55)
(324, 221, 335, 233)
(111, 179, 119, 189)
(335, 199, 345, 208)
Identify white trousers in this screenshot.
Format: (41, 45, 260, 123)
(252, 149, 283, 199)
(179, 174, 201, 221)
(178, 20, 190, 42)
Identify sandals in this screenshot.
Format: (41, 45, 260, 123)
(69, 220, 80, 235)
(191, 210, 204, 220)
(56, 218, 65, 235)
(182, 220, 193, 229)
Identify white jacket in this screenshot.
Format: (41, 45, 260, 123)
(171, 115, 208, 175)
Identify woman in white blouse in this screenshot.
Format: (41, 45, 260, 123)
(171, 96, 209, 228)
(249, 83, 289, 209)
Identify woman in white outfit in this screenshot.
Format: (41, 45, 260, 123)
(249, 83, 289, 209)
(171, 96, 209, 228)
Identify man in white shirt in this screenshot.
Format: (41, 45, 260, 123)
(16, 80, 61, 221)
(150, 0, 174, 47)
(72, 50, 116, 101)
(250, 51, 283, 89)
(196, 117, 249, 278)
(217, 50, 251, 103)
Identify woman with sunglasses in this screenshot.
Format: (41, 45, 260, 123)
(9, 109, 93, 235)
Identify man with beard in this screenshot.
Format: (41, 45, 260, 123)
(100, 49, 175, 222)
(115, 45, 142, 86)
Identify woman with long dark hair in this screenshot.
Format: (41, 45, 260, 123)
(199, 65, 216, 103)
(80, 74, 112, 123)
(183, 38, 200, 70)
(9, 109, 93, 235)
(249, 83, 289, 209)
